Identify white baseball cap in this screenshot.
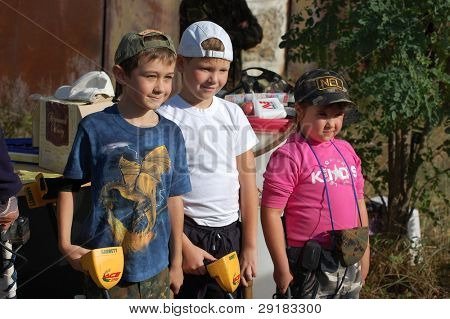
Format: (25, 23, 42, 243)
(54, 71, 115, 102)
(178, 21, 233, 62)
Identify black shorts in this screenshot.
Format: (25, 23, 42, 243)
(176, 216, 242, 299)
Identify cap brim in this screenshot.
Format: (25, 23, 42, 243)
(54, 85, 72, 100)
(343, 108, 361, 125)
(314, 92, 355, 107)
(323, 93, 360, 124)
(327, 98, 355, 106)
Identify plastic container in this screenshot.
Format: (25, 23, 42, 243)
(253, 97, 287, 119)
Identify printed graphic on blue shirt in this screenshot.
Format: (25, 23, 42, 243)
(64, 105, 191, 282)
(102, 145, 170, 253)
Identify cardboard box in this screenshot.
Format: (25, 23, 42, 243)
(38, 97, 113, 173)
(32, 103, 40, 147)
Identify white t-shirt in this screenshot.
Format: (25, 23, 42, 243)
(158, 95, 258, 227)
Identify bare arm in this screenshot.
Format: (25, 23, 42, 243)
(168, 196, 184, 294)
(57, 191, 90, 272)
(358, 198, 370, 283)
(236, 149, 258, 286)
(261, 206, 292, 294)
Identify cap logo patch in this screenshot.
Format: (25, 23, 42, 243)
(316, 76, 344, 91)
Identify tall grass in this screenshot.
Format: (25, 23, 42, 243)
(361, 218, 449, 298)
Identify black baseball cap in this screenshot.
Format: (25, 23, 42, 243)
(294, 69, 355, 107)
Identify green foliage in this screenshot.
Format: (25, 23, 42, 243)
(0, 104, 33, 138)
(281, 0, 449, 232)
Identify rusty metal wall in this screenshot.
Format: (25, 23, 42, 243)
(0, 0, 104, 99)
(0, 0, 182, 129)
(104, 0, 180, 72)
(104, 0, 181, 92)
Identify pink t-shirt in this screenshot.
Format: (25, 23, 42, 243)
(261, 133, 364, 248)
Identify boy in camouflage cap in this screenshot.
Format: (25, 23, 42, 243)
(58, 29, 191, 299)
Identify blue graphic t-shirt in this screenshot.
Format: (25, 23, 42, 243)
(64, 105, 191, 282)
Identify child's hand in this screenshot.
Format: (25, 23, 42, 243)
(59, 244, 90, 272)
(182, 242, 216, 275)
(169, 265, 184, 295)
(239, 247, 257, 287)
(0, 196, 19, 231)
(273, 266, 293, 295)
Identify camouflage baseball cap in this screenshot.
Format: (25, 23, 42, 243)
(294, 69, 355, 106)
(114, 29, 176, 65)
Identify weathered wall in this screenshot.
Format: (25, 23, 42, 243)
(242, 0, 289, 77)
(0, 0, 181, 98)
(103, 0, 181, 75)
(104, 0, 181, 93)
(242, 0, 317, 83)
(286, 0, 317, 82)
(0, 0, 181, 136)
(0, 0, 103, 111)
(0, 0, 313, 137)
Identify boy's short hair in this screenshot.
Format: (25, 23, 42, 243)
(294, 69, 355, 107)
(201, 38, 225, 52)
(178, 21, 233, 61)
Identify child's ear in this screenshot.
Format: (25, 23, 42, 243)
(295, 102, 304, 120)
(176, 56, 186, 73)
(112, 65, 127, 85)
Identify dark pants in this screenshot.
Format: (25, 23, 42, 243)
(176, 217, 242, 299)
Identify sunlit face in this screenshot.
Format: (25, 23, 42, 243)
(297, 103, 345, 142)
(178, 56, 230, 107)
(118, 58, 175, 111)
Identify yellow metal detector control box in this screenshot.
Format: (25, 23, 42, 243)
(206, 251, 240, 293)
(22, 173, 55, 209)
(81, 247, 124, 290)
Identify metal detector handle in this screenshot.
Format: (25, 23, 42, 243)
(286, 286, 292, 298)
(273, 286, 292, 299)
(1, 237, 17, 298)
(102, 289, 111, 299)
(243, 279, 253, 299)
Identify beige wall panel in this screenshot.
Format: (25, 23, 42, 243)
(242, 0, 289, 76)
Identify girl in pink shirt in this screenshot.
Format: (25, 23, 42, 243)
(261, 69, 370, 299)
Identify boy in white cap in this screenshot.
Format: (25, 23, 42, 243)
(158, 21, 258, 298)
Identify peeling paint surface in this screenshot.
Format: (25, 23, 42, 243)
(104, 0, 181, 92)
(242, 0, 289, 76)
(0, 0, 182, 136)
(0, 0, 103, 97)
